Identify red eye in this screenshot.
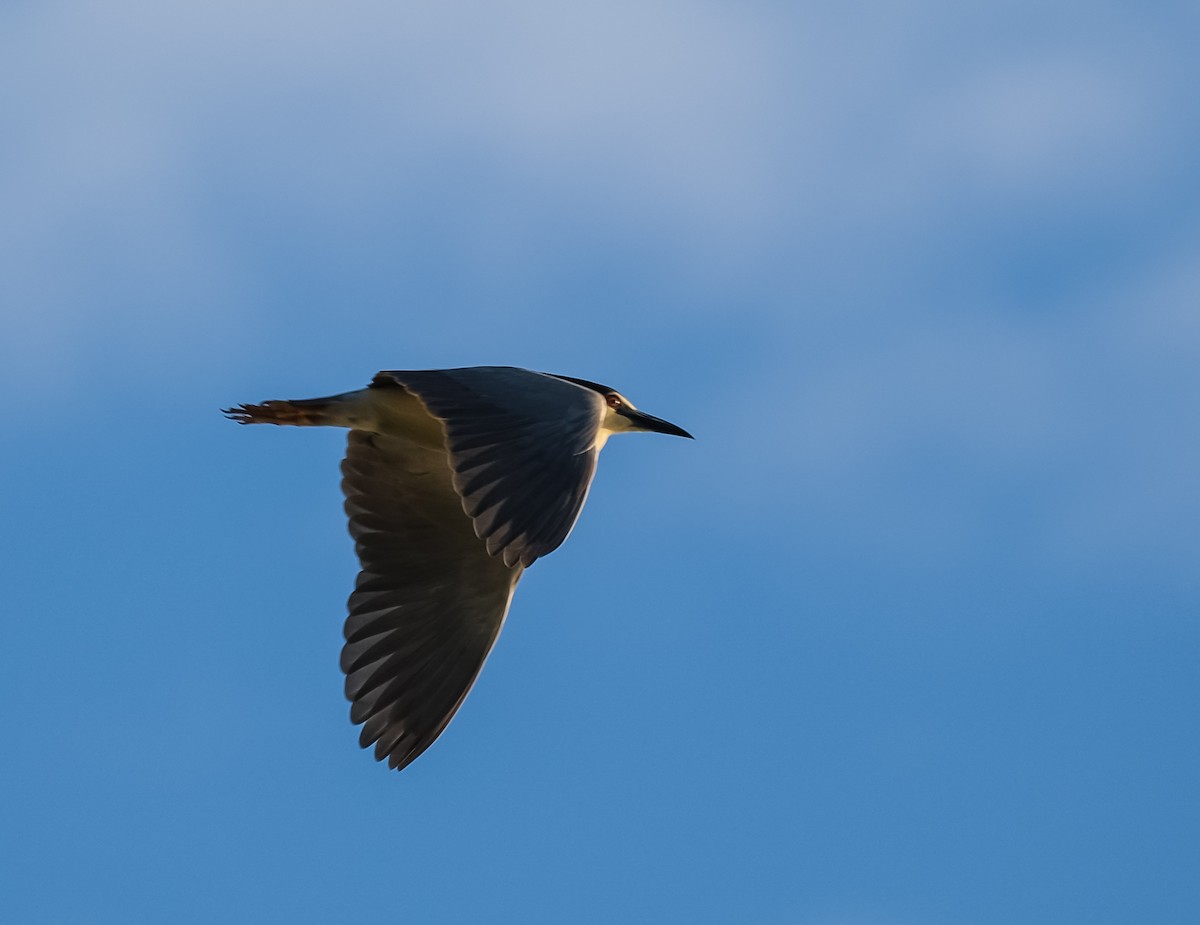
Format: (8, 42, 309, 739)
(606, 394, 623, 408)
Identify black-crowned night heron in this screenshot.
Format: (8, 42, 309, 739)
(225, 366, 692, 771)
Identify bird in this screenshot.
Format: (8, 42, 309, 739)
(224, 366, 692, 771)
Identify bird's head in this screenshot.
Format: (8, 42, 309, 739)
(550, 375, 693, 439)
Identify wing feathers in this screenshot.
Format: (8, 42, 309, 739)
(244, 367, 619, 772)
(373, 367, 602, 568)
(331, 367, 600, 770)
(339, 429, 520, 771)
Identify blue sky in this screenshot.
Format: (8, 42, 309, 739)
(2, 2, 1198, 922)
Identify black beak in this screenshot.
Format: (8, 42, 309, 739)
(619, 407, 694, 439)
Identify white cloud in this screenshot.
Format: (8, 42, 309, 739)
(0, 0, 791, 380)
(1, 0, 1197, 406)
(1037, 237, 1200, 573)
(682, 233, 1200, 575)
(902, 54, 1156, 202)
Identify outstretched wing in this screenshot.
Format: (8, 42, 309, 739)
(373, 367, 603, 568)
(340, 429, 522, 771)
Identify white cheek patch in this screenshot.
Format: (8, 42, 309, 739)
(595, 403, 641, 449)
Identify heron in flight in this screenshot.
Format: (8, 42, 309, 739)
(225, 366, 692, 771)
